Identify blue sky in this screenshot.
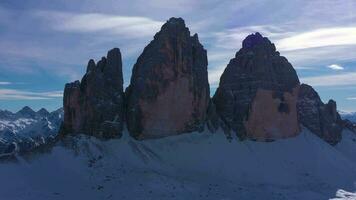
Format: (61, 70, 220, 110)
(0, 0, 356, 112)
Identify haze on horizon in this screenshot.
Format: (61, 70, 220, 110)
(0, 0, 356, 112)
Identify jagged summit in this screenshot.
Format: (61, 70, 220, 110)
(239, 32, 277, 56)
(62, 48, 124, 138)
(37, 108, 49, 116)
(153, 17, 192, 41)
(297, 84, 343, 145)
(17, 106, 34, 113)
(126, 17, 209, 139)
(242, 32, 264, 48)
(213, 33, 300, 140)
(166, 17, 185, 25)
(16, 106, 36, 118)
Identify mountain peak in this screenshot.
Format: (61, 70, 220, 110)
(240, 32, 276, 54)
(167, 17, 185, 26)
(37, 108, 49, 116)
(18, 106, 34, 114)
(242, 32, 264, 48)
(16, 106, 36, 118)
(155, 17, 188, 39)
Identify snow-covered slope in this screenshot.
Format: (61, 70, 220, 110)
(0, 107, 63, 156)
(0, 128, 356, 200)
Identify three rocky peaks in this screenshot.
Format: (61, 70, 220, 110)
(62, 17, 346, 145)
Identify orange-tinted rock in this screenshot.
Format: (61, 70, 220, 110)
(244, 87, 300, 140)
(126, 18, 210, 139)
(213, 32, 301, 140)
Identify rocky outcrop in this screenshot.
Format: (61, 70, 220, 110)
(297, 84, 343, 145)
(62, 48, 124, 138)
(126, 17, 210, 139)
(213, 32, 300, 140)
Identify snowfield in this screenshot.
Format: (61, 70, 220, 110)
(0, 128, 356, 200)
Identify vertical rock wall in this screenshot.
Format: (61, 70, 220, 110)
(126, 18, 210, 139)
(62, 48, 124, 138)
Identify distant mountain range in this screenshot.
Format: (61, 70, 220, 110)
(0, 106, 63, 156)
(340, 111, 356, 123)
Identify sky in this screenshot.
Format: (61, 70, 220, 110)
(0, 0, 356, 112)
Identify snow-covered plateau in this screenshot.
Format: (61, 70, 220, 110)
(1, 128, 356, 200)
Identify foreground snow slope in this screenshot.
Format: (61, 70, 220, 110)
(0, 128, 356, 200)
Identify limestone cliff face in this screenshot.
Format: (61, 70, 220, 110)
(126, 17, 210, 139)
(62, 48, 124, 138)
(213, 32, 300, 140)
(297, 84, 343, 145)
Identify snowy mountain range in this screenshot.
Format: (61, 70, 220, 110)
(0, 106, 63, 157)
(340, 111, 356, 123)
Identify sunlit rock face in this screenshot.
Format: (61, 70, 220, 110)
(62, 48, 124, 138)
(297, 84, 343, 145)
(126, 17, 210, 139)
(213, 32, 300, 140)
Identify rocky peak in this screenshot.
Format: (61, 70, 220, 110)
(242, 32, 264, 48)
(37, 108, 50, 116)
(213, 33, 300, 140)
(16, 106, 36, 118)
(239, 32, 276, 55)
(160, 17, 186, 32)
(153, 17, 190, 43)
(297, 84, 343, 145)
(166, 17, 185, 26)
(86, 59, 96, 73)
(18, 106, 34, 113)
(62, 48, 124, 138)
(326, 100, 339, 120)
(126, 17, 210, 139)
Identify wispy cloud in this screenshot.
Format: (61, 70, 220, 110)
(0, 82, 11, 85)
(327, 64, 344, 70)
(213, 25, 292, 50)
(36, 11, 163, 38)
(301, 72, 356, 87)
(0, 89, 63, 100)
(208, 66, 226, 86)
(276, 27, 356, 51)
(214, 25, 356, 52)
(346, 97, 356, 100)
(213, 25, 356, 68)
